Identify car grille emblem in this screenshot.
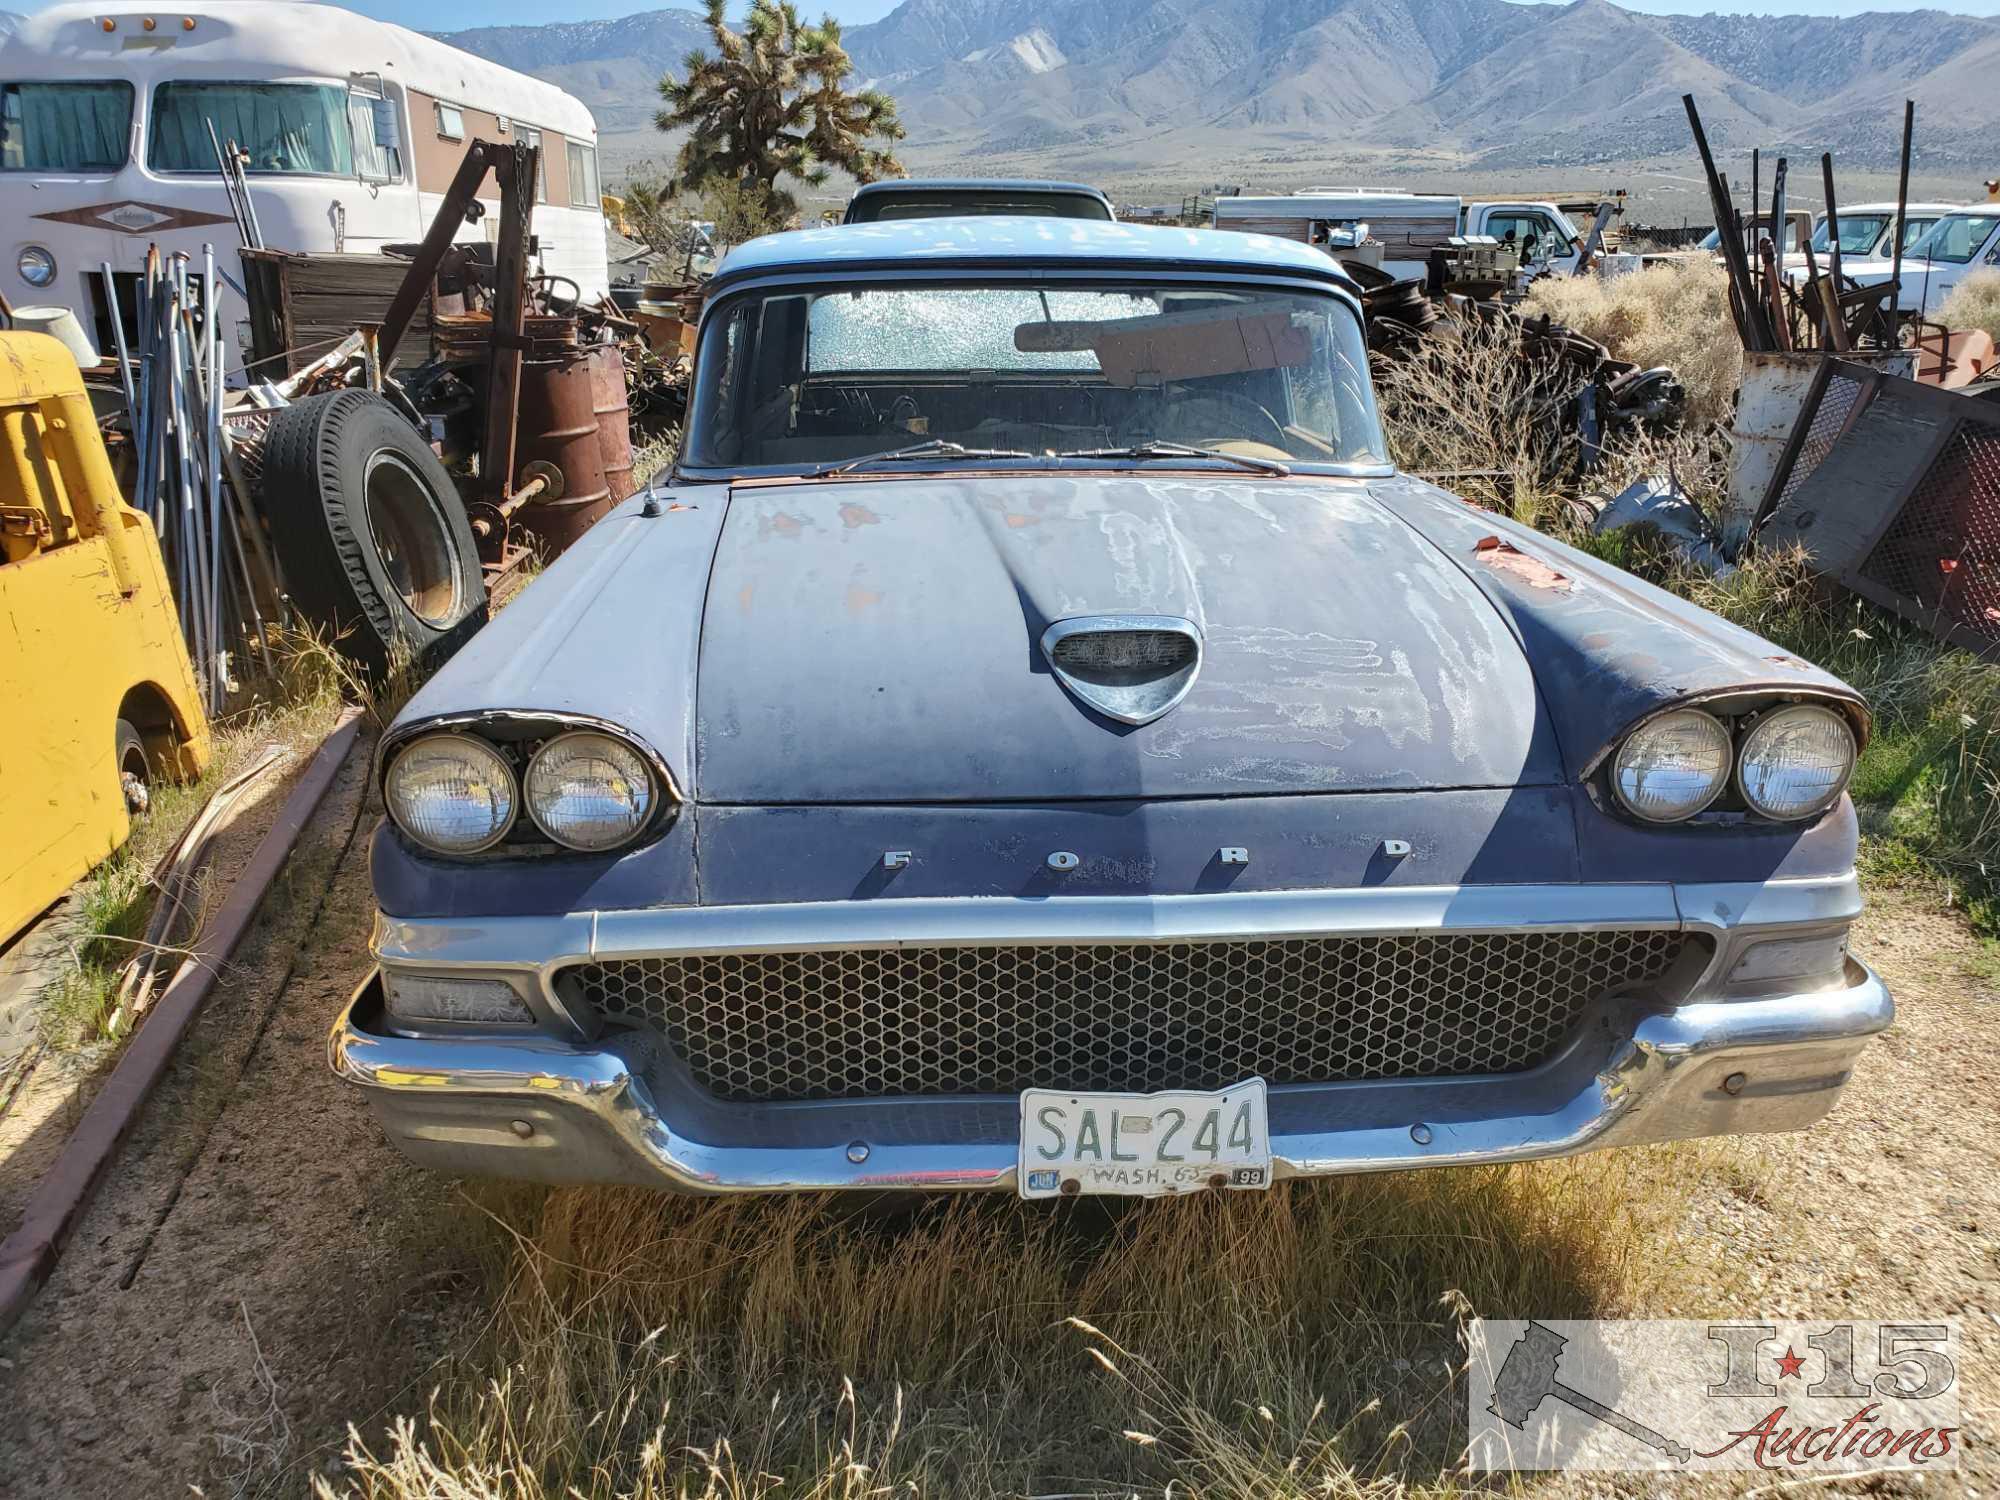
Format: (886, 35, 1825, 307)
(1041, 615, 1202, 726)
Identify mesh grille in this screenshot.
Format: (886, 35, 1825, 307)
(1859, 427, 2000, 646)
(1774, 372, 1865, 516)
(1051, 629, 1194, 678)
(574, 929, 1692, 1103)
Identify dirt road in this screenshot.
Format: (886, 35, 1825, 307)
(0, 739, 1992, 1494)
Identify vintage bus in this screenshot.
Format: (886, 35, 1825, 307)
(0, 1, 607, 370)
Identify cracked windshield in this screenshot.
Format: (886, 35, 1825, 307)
(686, 281, 1386, 471)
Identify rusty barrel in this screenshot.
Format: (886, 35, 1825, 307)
(515, 344, 612, 557)
(587, 343, 636, 502)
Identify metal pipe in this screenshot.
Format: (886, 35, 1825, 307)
(100, 260, 136, 423)
(1889, 99, 1915, 338)
(203, 242, 224, 711)
(1820, 154, 1850, 353)
(1770, 157, 1789, 344)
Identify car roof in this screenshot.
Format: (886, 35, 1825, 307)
(710, 218, 1358, 291)
(848, 178, 1111, 202)
(1826, 202, 1962, 215)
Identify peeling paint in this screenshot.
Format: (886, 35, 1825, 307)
(1472, 535, 1572, 591)
(838, 503, 880, 529)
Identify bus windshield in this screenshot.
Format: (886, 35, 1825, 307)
(149, 82, 354, 176)
(0, 81, 132, 172)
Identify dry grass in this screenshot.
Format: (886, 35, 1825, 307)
(1938, 268, 2000, 344)
(1522, 264, 1741, 429)
(38, 639, 348, 1050)
(322, 1149, 1718, 1498)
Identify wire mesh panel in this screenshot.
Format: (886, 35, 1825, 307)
(575, 929, 1693, 1103)
(1772, 371, 1867, 518)
(1859, 426, 2000, 648)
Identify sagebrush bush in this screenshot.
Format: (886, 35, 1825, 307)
(1939, 269, 2000, 344)
(1522, 264, 1741, 428)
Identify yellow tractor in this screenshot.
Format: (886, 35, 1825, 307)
(0, 331, 209, 945)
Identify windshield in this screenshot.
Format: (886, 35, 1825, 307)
(684, 279, 1386, 472)
(149, 82, 354, 175)
(1905, 214, 2000, 265)
(0, 81, 132, 172)
(847, 192, 1112, 224)
(1811, 214, 1887, 255)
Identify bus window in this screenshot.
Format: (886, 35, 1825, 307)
(567, 141, 598, 209)
(1, 81, 133, 172)
(150, 82, 354, 176)
(435, 102, 464, 141)
(521, 127, 548, 202)
(347, 90, 401, 184)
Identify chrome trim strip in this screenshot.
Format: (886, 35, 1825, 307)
(331, 957, 1894, 1194)
(374, 877, 1860, 977)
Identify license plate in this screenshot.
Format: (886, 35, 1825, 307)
(1017, 1078, 1272, 1199)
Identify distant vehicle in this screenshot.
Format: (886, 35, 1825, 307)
(0, 1, 607, 369)
(1214, 191, 1596, 279)
(1838, 209, 2000, 317)
(1806, 202, 1959, 262)
(334, 218, 1891, 1199)
(0, 331, 209, 945)
(844, 179, 1115, 224)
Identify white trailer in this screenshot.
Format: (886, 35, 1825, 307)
(1, 1, 608, 373)
(1213, 191, 1591, 280)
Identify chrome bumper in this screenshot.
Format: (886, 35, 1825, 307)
(330, 878, 1893, 1195)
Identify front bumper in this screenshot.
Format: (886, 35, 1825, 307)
(329, 879, 1894, 1194)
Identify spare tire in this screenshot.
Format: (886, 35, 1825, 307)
(260, 389, 487, 678)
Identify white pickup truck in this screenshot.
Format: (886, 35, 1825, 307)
(1835, 207, 2000, 318)
(1213, 191, 1593, 280)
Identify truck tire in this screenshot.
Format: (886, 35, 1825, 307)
(115, 718, 150, 814)
(260, 390, 486, 679)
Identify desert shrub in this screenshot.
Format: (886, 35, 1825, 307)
(1938, 269, 2000, 344)
(1522, 264, 1741, 428)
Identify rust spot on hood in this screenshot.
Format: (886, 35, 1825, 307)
(761, 511, 806, 540)
(737, 583, 755, 616)
(1002, 511, 1040, 528)
(839, 503, 881, 529)
(845, 582, 884, 614)
(1473, 535, 1571, 591)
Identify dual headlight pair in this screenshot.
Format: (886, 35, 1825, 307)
(1611, 702, 1856, 824)
(386, 730, 659, 856)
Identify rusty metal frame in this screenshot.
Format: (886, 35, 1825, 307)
(1752, 357, 1880, 535)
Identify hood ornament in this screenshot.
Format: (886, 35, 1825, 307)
(1041, 615, 1202, 726)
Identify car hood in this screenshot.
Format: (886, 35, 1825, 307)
(696, 474, 1558, 803)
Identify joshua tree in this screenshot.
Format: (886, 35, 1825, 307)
(656, 0, 905, 220)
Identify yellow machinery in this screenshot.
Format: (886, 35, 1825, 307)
(0, 332, 210, 946)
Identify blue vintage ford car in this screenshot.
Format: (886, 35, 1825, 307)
(332, 219, 1891, 1199)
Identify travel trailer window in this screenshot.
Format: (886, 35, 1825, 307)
(0, 81, 133, 172)
(150, 82, 354, 176)
(568, 141, 599, 209)
(521, 127, 547, 202)
(435, 102, 465, 142)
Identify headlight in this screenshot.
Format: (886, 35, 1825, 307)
(1611, 708, 1732, 822)
(525, 731, 655, 851)
(385, 734, 517, 854)
(1737, 704, 1855, 821)
(17, 246, 56, 289)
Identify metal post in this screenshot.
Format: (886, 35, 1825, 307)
(1682, 95, 1771, 349)
(1889, 100, 1915, 338)
(1821, 154, 1850, 353)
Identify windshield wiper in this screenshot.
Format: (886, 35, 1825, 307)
(1056, 441, 1291, 477)
(817, 439, 1031, 477)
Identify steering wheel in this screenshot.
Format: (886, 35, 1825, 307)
(1159, 388, 1290, 453)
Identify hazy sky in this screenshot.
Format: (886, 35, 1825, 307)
(33, 0, 2000, 32)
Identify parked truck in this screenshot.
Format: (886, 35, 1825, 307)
(1212, 190, 1600, 280)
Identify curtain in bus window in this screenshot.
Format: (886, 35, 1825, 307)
(150, 83, 354, 175)
(0, 82, 133, 172)
(347, 93, 401, 182)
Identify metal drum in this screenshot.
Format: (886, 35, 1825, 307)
(515, 345, 611, 556)
(588, 343, 636, 502)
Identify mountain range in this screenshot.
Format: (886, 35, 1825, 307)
(422, 0, 2000, 194)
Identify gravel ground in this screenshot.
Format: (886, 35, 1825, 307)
(0, 743, 1991, 1496)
